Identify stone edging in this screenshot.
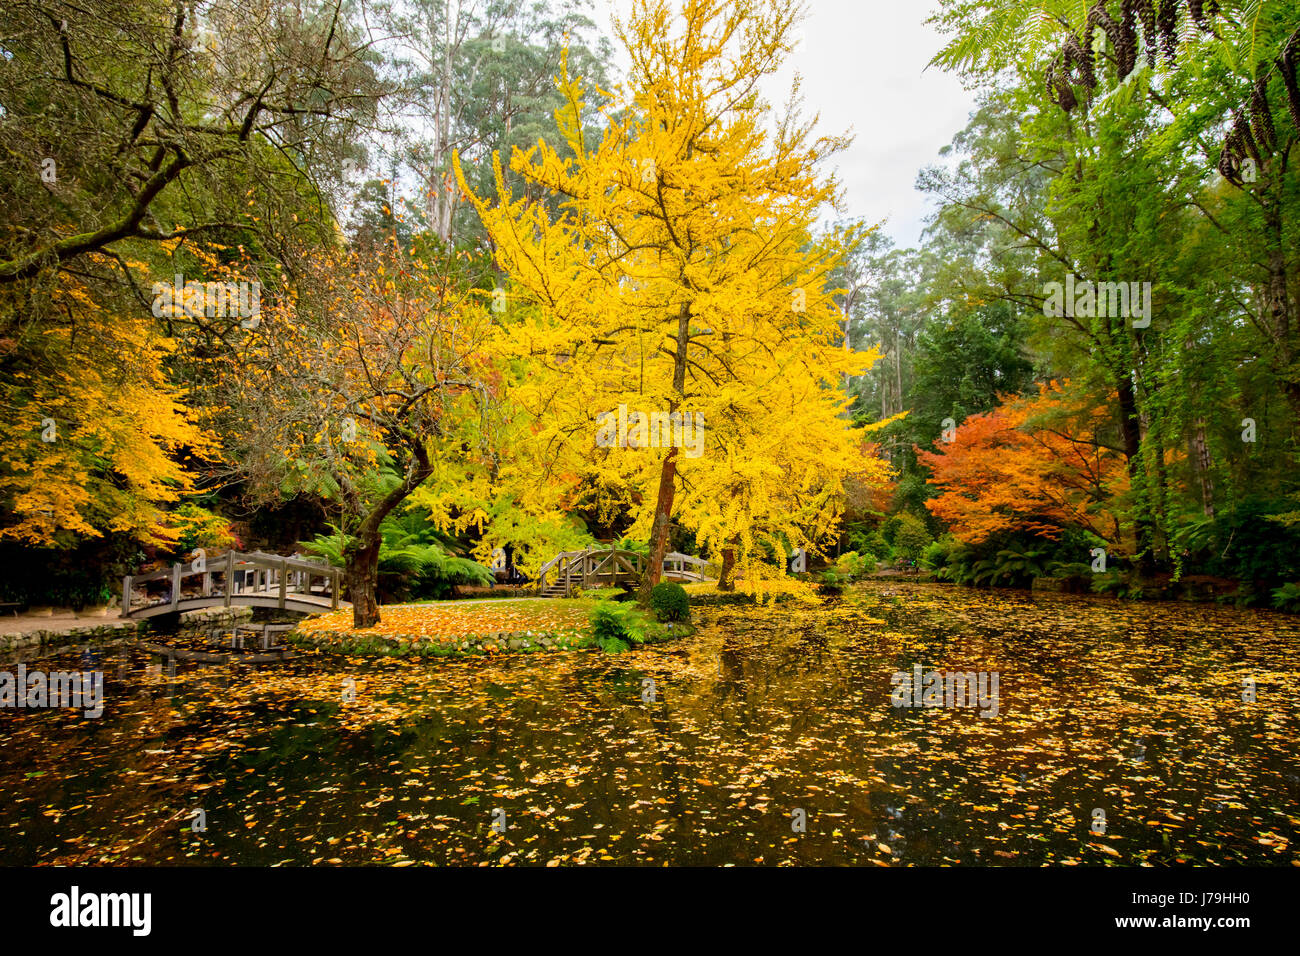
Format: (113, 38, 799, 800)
(0, 620, 147, 657)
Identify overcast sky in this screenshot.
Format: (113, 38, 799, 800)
(599, 0, 977, 249)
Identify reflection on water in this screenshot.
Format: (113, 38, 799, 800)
(1, 582, 1298, 866)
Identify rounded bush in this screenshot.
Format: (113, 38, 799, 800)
(649, 581, 690, 622)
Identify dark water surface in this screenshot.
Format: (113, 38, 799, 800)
(2, 582, 1298, 866)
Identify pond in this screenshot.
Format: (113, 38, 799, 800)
(2, 582, 1298, 866)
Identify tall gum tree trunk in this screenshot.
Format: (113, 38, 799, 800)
(1191, 417, 1215, 518)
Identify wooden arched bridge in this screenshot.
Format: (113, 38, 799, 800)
(536, 548, 710, 598)
(122, 550, 346, 619)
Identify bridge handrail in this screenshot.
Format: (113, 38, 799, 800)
(536, 550, 587, 580)
(535, 547, 716, 594)
(123, 550, 342, 616)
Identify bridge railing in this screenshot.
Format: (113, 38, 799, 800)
(123, 551, 341, 616)
(535, 548, 711, 596)
(662, 552, 709, 581)
(535, 550, 586, 589)
(535, 547, 647, 597)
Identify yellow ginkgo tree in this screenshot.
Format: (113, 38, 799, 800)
(460, 0, 884, 598)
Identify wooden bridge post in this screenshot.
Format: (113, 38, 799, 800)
(122, 575, 132, 617)
(278, 558, 287, 609)
(331, 569, 340, 610)
(170, 563, 181, 610)
(225, 551, 234, 607)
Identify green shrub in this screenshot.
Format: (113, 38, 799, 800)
(881, 514, 903, 545)
(1271, 582, 1300, 613)
(894, 513, 933, 564)
(648, 581, 690, 622)
(929, 536, 977, 584)
(171, 502, 236, 553)
(852, 530, 892, 561)
(590, 601, 652, 654)
(976, 541, 1047, 587)
(920, 538, 948, 570)
(818, 569, 844, 595)
(834, 550, 873, 581)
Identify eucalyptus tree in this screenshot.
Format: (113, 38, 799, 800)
(372, 0, 613, 246)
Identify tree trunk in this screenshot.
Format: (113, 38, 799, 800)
(344, 533, 382, 629)
(638, 301, 691, 605)
(1261, 193, 1300, 436)
(1191, 417, 1215, 518)
(340, 440, 434, 628)
(894, 329, 903, 416)
(717, 540, 737, 591)
(1116, 375, 1157, 577)
(638, 450, 678, 603)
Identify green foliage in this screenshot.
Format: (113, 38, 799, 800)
(893, 513, 934, 564)
(881, 514, 902, 546)
(589, 600, 652, 654)
(834, 550, 874, 581)
(648, 581, 690, 622)
(1171, 499, 1300, 602)
(848, 527, 891, 561)
(929, 536, 978, 585)
(817, 570, 844, 595)
(910, 304, 1036, 450)
(921, 537, 949, 571)
(301, 511, 491, 602)
(974, 541, 1047, 587)
(1271, 583, 1300, 613)
(170, 502, 236, 554)
(1090, 571, 1134, 599)
(614, 536, 650, 558)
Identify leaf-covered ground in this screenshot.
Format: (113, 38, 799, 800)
(303, 598, 594, 643)
(1, 582, 1298, 866)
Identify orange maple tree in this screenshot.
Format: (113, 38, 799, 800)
(917, 382, 1129, 547)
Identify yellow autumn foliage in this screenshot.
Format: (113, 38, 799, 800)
(0, 273, 216, 546)
(458, 0, 892, 580)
